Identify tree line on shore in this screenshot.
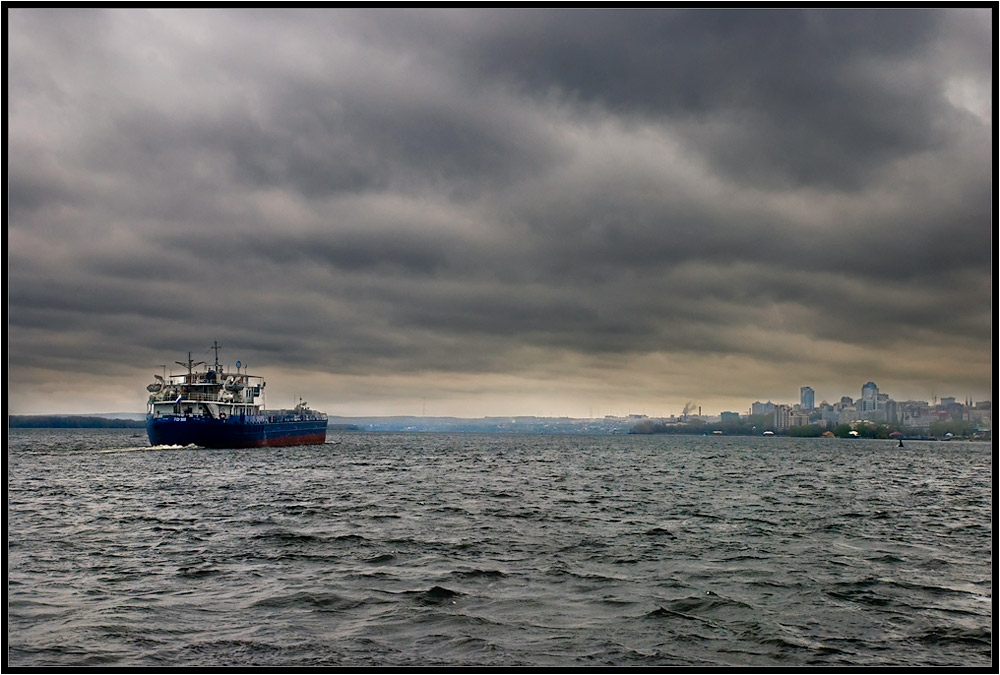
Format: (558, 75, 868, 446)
(10, 415, 146, 428)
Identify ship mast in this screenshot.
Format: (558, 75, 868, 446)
(211, 340, 222, 372)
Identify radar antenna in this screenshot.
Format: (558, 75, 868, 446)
(176, 352, 206, 382)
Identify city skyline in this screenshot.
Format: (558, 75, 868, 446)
(8, 9, 994, 417)
(746, 380, 990, 413)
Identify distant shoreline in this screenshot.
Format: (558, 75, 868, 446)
(7, 414, 988, 441)
(10, 415, 146, 429)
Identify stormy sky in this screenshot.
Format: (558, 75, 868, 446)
(7, 8, 994, 417)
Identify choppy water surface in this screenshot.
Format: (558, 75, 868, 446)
(7, 429, 993, 667)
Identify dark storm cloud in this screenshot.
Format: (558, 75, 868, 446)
(419, 9, 955, 189)
(7, 8, 993, 414)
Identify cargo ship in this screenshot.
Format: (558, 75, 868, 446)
(145, 346, 327, 448)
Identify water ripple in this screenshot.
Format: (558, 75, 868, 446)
(7, 429, 993, 667)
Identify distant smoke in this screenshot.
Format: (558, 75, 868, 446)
(682, 401, 697, 416)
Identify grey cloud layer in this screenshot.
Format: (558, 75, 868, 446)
(8, 8, 993, 412)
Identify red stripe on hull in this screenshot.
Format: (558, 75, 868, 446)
(260, 433, 328, 447)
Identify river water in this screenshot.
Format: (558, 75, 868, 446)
(7, 429, 993, 667)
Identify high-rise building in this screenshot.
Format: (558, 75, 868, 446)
(800, 386, 815, 410)
(790, 411, 811, 427)
(860, 381, 879, 414)
(861, 381, 878, 401)
(774, 404, 791, 430)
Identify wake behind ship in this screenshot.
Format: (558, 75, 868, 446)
(146, 349, 327, 448)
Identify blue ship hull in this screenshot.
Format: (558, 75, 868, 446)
(147, 415, 327, 448)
